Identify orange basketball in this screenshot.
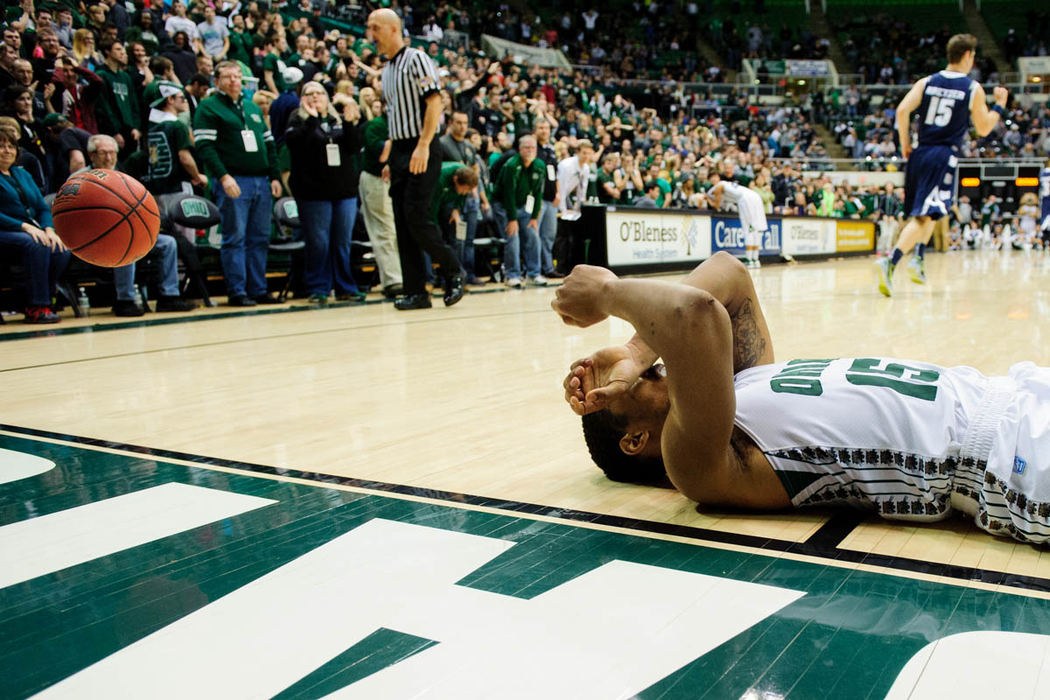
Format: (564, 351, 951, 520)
(52, 169, 160, 268)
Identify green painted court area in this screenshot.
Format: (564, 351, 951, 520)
(3, 433, 1050, 699)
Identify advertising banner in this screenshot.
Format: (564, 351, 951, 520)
(710, 215, 782, 256)
(604, 209, 712, 267)
(1019, 56, 1050, 74)
(786, 59, 830, 77)
(480, 35, 572, 69)
(835, 220, 876, 252)
(782, 217, 837, 256)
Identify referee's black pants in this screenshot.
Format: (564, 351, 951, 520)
(389, 139, 463, 296)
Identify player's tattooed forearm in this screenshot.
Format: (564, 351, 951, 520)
(731, 298, 767, 372)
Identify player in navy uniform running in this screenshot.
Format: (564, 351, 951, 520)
(876, 34, 1009, 296)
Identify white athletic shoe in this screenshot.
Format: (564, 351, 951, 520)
(505, 277, 523, 289)
(527, 275, 548, 287)
(907, 256, 927, 284)
(875, 257, 894, 297)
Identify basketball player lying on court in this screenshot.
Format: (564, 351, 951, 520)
(553, 252, 1050, 545)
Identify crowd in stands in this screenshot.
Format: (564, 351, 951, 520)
(832, 14, 985, 86)
(0, 0, 1047, 324)
(822, 83, 1050, 164)
(440, 1, 833, 80)
(995, 9, 1049, 65)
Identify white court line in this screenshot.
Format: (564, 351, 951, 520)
(0, 482, 276, 589)
(0, 447, 55, 485)
(35, 519, 803, 700)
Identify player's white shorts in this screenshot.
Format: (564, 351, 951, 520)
(739, 198, 768, 234)
(957, 363, 1050, 543)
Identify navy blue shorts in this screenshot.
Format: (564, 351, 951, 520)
(904, 144, 958, 219)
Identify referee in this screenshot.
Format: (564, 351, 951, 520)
(367, 9, 464, 310)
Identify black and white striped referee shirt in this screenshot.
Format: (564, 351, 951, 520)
(380, 46, 441, 141)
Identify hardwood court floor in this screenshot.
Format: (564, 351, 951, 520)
(5, 250, 1050, 698)
(4, 251, 1050, 569)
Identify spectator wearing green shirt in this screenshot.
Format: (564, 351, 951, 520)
(227, 14, 253, 67)
(816, 179, 835, 217)
(617, 152, 644, 206)
(511, 96, 535, 135)
(596, 152, 621, 204)
(95, 40, 141, 153)
(356, 91, 403, 297)
(144, 81, 207, 195)
(262, 34, 289, 95)
(843, 189, 866, 219)
(432, 163, 478, 244)
(635, 180, 661, 208)
(533, 117, 561, 279)
(193, 61, 283, 306)
(492, 134, 546, 288)
(749, 170, 774, 214)
(439, 111, 488, 283)
(644, 163, 671, 208)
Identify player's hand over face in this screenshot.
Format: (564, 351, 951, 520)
(551, 264, 616, 328)
(563, 344, 650, 415)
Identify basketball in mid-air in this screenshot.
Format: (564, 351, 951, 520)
(52, 169, 160, 267)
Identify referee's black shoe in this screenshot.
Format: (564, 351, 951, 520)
(394, 293, 433, 310)
(443, 275, 465, 307)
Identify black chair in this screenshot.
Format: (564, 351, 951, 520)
(271, 196, 305, 301)
(157, 193, 222, 307)
(472, 236, 506, 283)
(349, 238, 380, 291)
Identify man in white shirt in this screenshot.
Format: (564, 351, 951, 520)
(165, 1, 201, 55)
(554, 140, 595, 274)
(556, 140, 594, 216)
(422, 17, 443, 42)
(581, 9, 599, 32)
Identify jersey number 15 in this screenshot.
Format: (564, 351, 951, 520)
(924, 96, 956, 127)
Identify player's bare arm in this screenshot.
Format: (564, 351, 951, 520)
(707, 181, 723, 210)
(895, 78, 926, 159)
(553, 265, 739, 502)
(970, 82, 1009, 137)
(563, 252, 774, 416)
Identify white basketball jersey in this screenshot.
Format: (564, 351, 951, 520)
(720, 181, 756, 206)
(733, 358, 996, 521)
